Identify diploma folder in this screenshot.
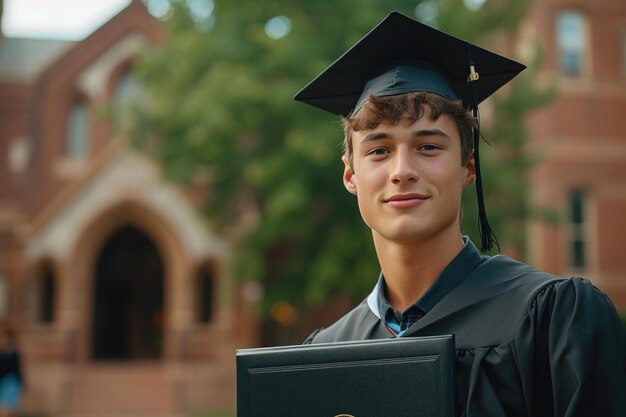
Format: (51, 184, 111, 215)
(236, 335, 455, 417)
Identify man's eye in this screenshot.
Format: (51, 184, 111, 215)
(369, 148, 388, 155)
(419, 144, 440, 151)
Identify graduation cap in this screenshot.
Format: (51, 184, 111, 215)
(294, 11, 526, 253)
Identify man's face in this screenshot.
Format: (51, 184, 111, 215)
(342, 108, 475, 245)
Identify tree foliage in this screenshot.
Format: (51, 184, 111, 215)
(132, 0, 551, 320)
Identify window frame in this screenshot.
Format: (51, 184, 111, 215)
(65, 95, 91, 159)
(566, 189, 589, 271)
(555, 9, 591, 79)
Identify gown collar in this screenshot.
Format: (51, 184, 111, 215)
(367, 237, 487, 320)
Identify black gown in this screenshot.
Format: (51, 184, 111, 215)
(305, 254, 626, 417)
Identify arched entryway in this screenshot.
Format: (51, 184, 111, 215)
(92, 225, 164, 360)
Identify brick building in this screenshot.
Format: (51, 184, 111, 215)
(522, 0, 626, 309)
(0, 1, 256, 415)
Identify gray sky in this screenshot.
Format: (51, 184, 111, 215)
(3, 0, 131, 40)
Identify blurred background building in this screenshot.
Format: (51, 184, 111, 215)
(0, 1, 256, 415)
(0, 0, 624, 416)
(523, 0, 626, 307)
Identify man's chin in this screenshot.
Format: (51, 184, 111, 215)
(373, 226, 432, 245)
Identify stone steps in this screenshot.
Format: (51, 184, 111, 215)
(67, 363, 178, 416)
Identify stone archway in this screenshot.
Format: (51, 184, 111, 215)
(92, 224, 164, 360)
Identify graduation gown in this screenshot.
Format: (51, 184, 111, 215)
(305, 254, 626, 417)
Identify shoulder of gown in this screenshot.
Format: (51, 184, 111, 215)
(304, 299, 389, 344)
(404, 254, 565, 347)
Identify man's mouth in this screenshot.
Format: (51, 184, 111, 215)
(383, 193, 430, 208)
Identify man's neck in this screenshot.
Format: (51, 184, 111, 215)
(373, 229, 464, 312)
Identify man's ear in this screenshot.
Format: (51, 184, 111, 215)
(463, 150, 476, 187)
(342, 155, 358, 195)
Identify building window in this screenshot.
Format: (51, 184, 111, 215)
(114, 70, 144, 107)
(556, 10, 589, 77)
(568, 190, 588, 269)
(66, 99, 90, 158)
(39, 264, 55, 323)
(113, 69, 146, 132)
(196, 265, 215, 323)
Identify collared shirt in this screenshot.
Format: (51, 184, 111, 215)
(376, 237, 488, 336)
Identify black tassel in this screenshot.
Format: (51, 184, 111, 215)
(467, 43, 500, 253)
(472, 111, 499, 253)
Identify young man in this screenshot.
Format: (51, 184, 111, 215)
(295, 12, 626, 417)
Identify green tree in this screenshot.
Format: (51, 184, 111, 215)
(132, 0, 551, 342)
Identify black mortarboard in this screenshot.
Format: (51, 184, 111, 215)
(294, 11, 526, 252)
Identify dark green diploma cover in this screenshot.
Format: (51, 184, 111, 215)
(237, 335, 456, 417)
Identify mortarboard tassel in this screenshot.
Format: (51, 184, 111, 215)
(467, 47, 500, 253)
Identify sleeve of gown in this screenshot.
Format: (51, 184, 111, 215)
(518, 277, 626, 417)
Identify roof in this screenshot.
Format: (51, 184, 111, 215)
(0, 37, 75, 82)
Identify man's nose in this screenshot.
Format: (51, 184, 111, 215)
(390, 147, 418, 184)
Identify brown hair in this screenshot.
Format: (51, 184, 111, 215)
(341, 92, 476, 166)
